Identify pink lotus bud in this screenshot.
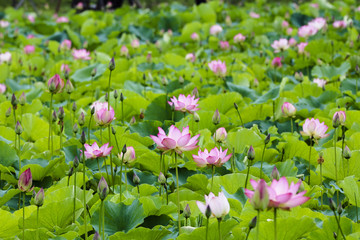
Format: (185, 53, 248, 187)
(118, 146, 136, 164)
(343, 145, 351, 159)
(131, 39, 140, 48)
(18, 168, 33, 192)
(185, 53, 196, 63)
(281, 102, 296, 118)
(249, 12, 260, 18)
(19, 92, 26, 106)
(48, 74, 64, 94)
(60, 39, 72, 51)
(219, 41, 230, 50)
(24, 45, 35, 54)
(76, 2, 84, 10)
(271, 166, 280, 180)
(245, 179, 269, 211)
(120, 46, 128, 57)
(247, 145, 255, 160)
(97, 176, 109, 200)
(233, 33, 246, 43)
(271, 57, 282, 68)
(34, 188, 44, 206)
(191, 32, 200, 41)
(332, 111, 346, 128)
(225, 16, 232, 26)
(209, 24, 223, 36)
(297, 42, 308, 55)
(282, 20, 289, 28)
(146, 52, 152, 63)
(214, 127, 227, 143)
(289, 38, 297, 46)
(286, 27, 293, 35)
(208, 60, 227, 77)
(212, 109, 220, 125)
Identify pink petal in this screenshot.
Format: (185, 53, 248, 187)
(161, 138, 177, 149)
(177, 134, 191, 147)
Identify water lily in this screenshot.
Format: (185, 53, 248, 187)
(300, 118, 329, 140)
(192, 147, 232, 167)
(82, 142, 113, 159)
(168, 94, 200, 114)
(91, 101, 115, 126)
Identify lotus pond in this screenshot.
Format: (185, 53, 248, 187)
(1, 1, 360, 239)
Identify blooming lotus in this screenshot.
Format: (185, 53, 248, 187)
(209, 24, 223, 36)
(281, 102, 296, 118)
(220, 41, 230, 50)
(0, 20, 9, 28)
(308, 17, 326, 31)
(298, 25, 317, 38)
(271, 57, 282, 68)
(333, 20, 347, 29)
(244, 179, 269, 211)
(82, 142, 113, 159)
(18, 168, 33, 192)
(300, 118, 329, 140)
(185, 53, 196, 63)
(297, 42, 308, 54)
(271, 38, 289, 52)
(48, 74, 64, 94)
(313, 78, 327, 88)
(150, 125, 199, 154)
(72, 49, 91, 60)
(191, 32, 200, 41)
(118, 146, 136, 164)
(233, 33, 246, 43)
(0, 52, 12, 64)
(208, 60, 227, 77)
(91, 101, 115, 126)
(168, 94, 200, 114)
(192, 147, 232, 167)
(196, 192, 230, 219)
(24, 45, 35, 54)
(60, 39, 72, 51)
(0, 84, 6, 94)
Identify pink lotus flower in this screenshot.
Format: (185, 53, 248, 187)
(61, 64, 70, 73)
(289, 38, 297, 47)
(308, 17, 326, 31)
(27, 14, 35, 23)
(0, 20, 9, 28)
(120, 45, 128, 57)
(191, 32, 200, 41)
(244, 179, 269, 211)
(271, 39, 289, 52)
(131, 39, 140, 48)
(333, 20, 347, 29)
(297, 42, 308, 54)
(310, 3, 319, 8)
(106, 1, 113, 8)
(313, 78, 327, 88)
(286, 27, 293, 35)
(282, 20, 289, 28)
(168, 94, 200, 114)
(271, 57, 282, 68)
(197, 192, 230, 219)
(76, 2, 84, 10)
(214, 127, 227, 143)
(298, 25, 317, 38)
(185, 53, 196, 63)
(219, 41, 230, 50)
(0, 84, 6, 94)
(208, 60, 227, 77)
(72, 49, 91, 60)
(82, 142, 113, 159)
(48, 74, 64, 94)
(18, 168, 33, 192)
(91, 101, 115, 126)
(27, 34, 35, 39)
(233, 33, 246, 43)
(118, 146, 136, 164)
(0, 52, 11, 64)
(333, 111, 346, 126)
(150, 125, 199, 154)
(245, 177, 310, 210)
(249, 12, 260, 18)
(60, 39, 72, 51)
(56, 16, 69, 23)
(193, 147, 232, 167)
(209, 24, 223, 36)
(281, 102, 296, 118)
(24, 45, 35, 54)
(300, 118, 329, 139)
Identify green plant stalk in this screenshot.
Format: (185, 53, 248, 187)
(48, 93, 53, 157)
(334, 129, 339, 204)
(99, 201, 102, 240)
(22, 192, 25, 240)
(231, 148, 235, 173)
(291, 118, 294, 134)
(205, 217, 209, 240)
(245, 227, 251, 240)
(101, 200, 105, 240)
(37, 206, 39, 240)
(175, 153, 181, 234)
(60, 131, 62, 150)
(13, 107, 17, 150)
(107, 71, 112, 112)
(18, 135, 21, 171)
(121, 100, 124, 125)
(73, 169, 77, 223)
(257, 210, 260, 240)
(124, 164, 128, 192)
(88, 116, 92, 144)
(235, 108, 244, 127)
(341, 128, 345, 177)
(108, 125, 114, 192)
(119, 154, 124, 202)
(218, 218, 222, 240)
(159, 154, 162, 175)
(82, 145, 87, 240)
(260, 144, 266, 179)
(245, 160, 251, 189)
(274, 208, 277, 240)
(272, 101, 275, 121)
(334, 212, 346, 240)
(308, 138, 312, 185)
(355, 193, 358, 223)
(211, 165, 215, 192)
(320, 164, 323, 211)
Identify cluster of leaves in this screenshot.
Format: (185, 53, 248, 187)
(0, 0, 360, 239)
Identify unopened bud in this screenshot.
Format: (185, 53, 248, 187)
(15, 121, 23, 135)
(133, 172, 140, 185)
(80, 130, 86, 144)
(72, 102, 77, 112)
(249, 216, 257, 229)
(130, 116, 136, 125)
(6, 107, 11, 118)
(19, 92, 26, 106)
(111, 126, 116, 135)
(78, 112, 85, 126)
(234, 102, 238, 110)
(65, 80, 74, 94)
(91, 67, 97, 77)
(122, 144, 127, 154)
(108, 57, 115, 71)
(343, 146, 351, 159)
(205, 205, 212, 219)
(179, 76, 184, 85)
(194, 112, 200, 122)
(114, 90, 118, 99)
(192, 87, 199, 98)
(93, 232, 100, 240)
(11, 94, 18, 108)
(294, 72, 304, 82)
(337, 203, 343, 215)
(91, 107, 95, 116)
(264, 134, 271, 145)
(73, 156, 79, 168)
(158, 172, 166, 185)
(247, 145, 255, 161)
(183, 204, 191, 219)
(105, 93, 109, 101)
(34, 188, 45, 207)
(52, 110, 57, 123)
(98, 176, 109, 200)
(271, 166, 280, 180)
(67, 167, 74, 176)
(329, 198, 336, 211)
(58, 107, 65, 120)
(212, 109, 220, 125)
(73, 123, 78, 134)
(332, 113, 340, 128)
(333, 232, 337, 239)
(120, 92, 124, 102)
(161, 77, 168, 86)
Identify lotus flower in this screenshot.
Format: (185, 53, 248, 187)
(81, 142, 113, 159)
(56, 16, 69, 23)
(120, 45, 128, 57)
(282, 20, 289, 28)
(131, 39, 140, 48)
(300, 118, 329, 140)
(98, 176, 109, 200)
(281, 102, 296, 118)
(313, 78, 327, 88)
(214, 127, 227, 143)
(192, 147, 232, 167)
(209, 24, 223, 36)
(244, 179, 269, 211)
(191, 32, 200, 41)
(18, 168, 33, 192)
(196, 192, 230, 219)
(150, 125, 199, 154)
(233, 33, 246, 43)
(249, 12, 260, 18)
(333, 20, 347, 29)
(208, 60, 227, 77)
(0, 20, 9, 28)
(271, 57, 282, 68)
(48, 74, 64, 94)
(185, 53, 196, 63)
(24, 45, 35, 54)
(220, 41, 230, 50)
(332, 111, 346, 127)
(34, 188, 44, 206)
(0, 84, 6, 94)
(308, 17, 326, 31)
(60, 39, 72, 51)
(118, 146, 136, 164)
(297, 42, 308, 54)
(271, 39, 289, 52)
(298, 25, 317, 38)
(72, 49, 91, 60)
(0, 52, 12, 64)
(288, 38, 297, 46)
(168, 94, 200, 114)
(91, 101, 115, 126)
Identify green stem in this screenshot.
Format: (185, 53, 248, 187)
(245, 228, 251, 240)
(175, 153, 181, 234)
(124, 164, 128, 192)
(18, 135, 21, 171)
(82, 145, 87, 240)
(355, 193, 358, 223)
(334, 213, 347, 240)
(37, 206, 39, 240)
(260, 144, 266, 179)
(206, 217, 209, 240)
(88, 116, 92, 144)
(257, 210, 260, 240)
(13, 107, 17, 149)
(73, 170, 77, 223)
(22, 192, 25, 240)
(245, 160, 251, 189)
(272, 101, 275, 121)
(341, 128, 345, 177)
(211, 165, 215, 192)
(308, 138, 312, 185)
(320, 164, 323, 211)
(334, 129, 339, 204)
(119, 154, 124, 202)
(274, 208, 277, 240)
(101, 200, 105, 240)
(49, 93, 53, 157)
(291, 118, 293, 134)
(121, 100, 124, 125)
(108, 71, 112, 112)
(236, 108, 244, 127)
(218, 218, 222, 240)
(108, 125, 114, 192)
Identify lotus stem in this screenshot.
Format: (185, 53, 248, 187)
(308, 137, 313, 185)
(175, 153, 181, 234)
(334, 129, 339, 204)
(274, 208, 277, 240)
(48, 93, 53, 157)
(101, 200, 105, 240)
(205, 216, 209, 240)
(291, 118, 294, 134)
(245, 159, 251, 189)
(82, 144, 87, 240)
(211, 165, 215, 192)
(119, 153, 124, 202)
(37, 206, 39, 240)
(260, 144, 266, 179)
(108, 125, 114, 192)
(257, 210, 260, 240)
(73, 169, 77, 223)
(235, 107, 244, 127)
(22, 192, 25, 240)
(218, 218, 222, 240)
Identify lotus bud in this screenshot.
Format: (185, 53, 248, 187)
(317, 153, 324, 164)
(108, 57, 115, 71)
(251, 179, 269, 211)
(247, 145, 255, 161)
(11, 93, 18, 109)
(143, 73, 146, 81)
(294, 72, 304, 82)
(19, 92, 26, 106)
(98, 176, 109, 200)
(158, 172, 166, 185)
(133, 172, 140, 185)
(15, 121, 23, 135)
(212, 109, 220, 125)
(105, 92, 109, 102)
(120, 92, 124, 102)
(120, 146, 136, 164)
(72, 156, 79, 169)
(194, 112, 200, 123)
(332, 111, 346, 128)
(73, 123, 78, 134)
(329, 198, 336, 211)
(264, 134, 271, 145)
(161, 77, 168, 86)
(72, 102, 77, 112)
(93, 232, 100, 240)
(183, 204, 191, 219)
(179, 76, 184, 85)
(52, 110, 57, 123)
(281, 102, 296, 118)
(146, 51, 152, 63)
(234, 102, 238, 110)
(249, 216, 257, 230)
(205, 205, 212, 219)
(67, 167, 74, 176)
(34, 188, 45, 207)
(91, 67, 97, 77)
(58, 107, 65, 120)
(78, 112, 85, 126)
(114, 90, 118, 99)
(18, 168, 32, 192)
(271, 166, 280, 181)
(130, 116, 136, 125)
(111, 126, 116, 135)
(337, 202, 343, 215)
(214, 127, 227, 143)
(6, 107, 11, 118)
(139, 109, 145, 119)
(80, 130, 86, 145)
(192, 87, 199, 98)
(65, 80, 74, 94)
(343, 146, 351, 159)
(333, 232, 337, 239)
